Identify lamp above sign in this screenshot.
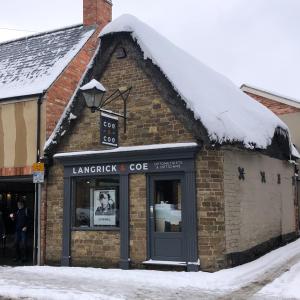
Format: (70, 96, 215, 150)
(80, 79, 132, 134)
(100, 112, 118, 147)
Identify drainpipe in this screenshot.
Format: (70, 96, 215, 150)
(36, 92, 45, 162)
(33, 91, 45, 265)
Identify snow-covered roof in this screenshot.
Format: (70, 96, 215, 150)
(44, 14, 297, 158)
(100, 15, 291, 150)
(0, 24, 95, 100)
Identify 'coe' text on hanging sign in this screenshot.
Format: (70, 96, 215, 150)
(100, 112, 118, 147)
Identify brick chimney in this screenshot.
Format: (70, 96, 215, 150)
(83, 0, 112, 29)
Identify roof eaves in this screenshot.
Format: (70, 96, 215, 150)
(241, 84, 300, 109)
(0, 92, 42, 103)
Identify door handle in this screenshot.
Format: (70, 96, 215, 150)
(150, 205, 154, 217)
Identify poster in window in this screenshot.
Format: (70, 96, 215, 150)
(93, 189, 116, 226)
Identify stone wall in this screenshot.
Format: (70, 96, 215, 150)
(43, 34, 297, 272)
(44, 164, 64, 264)
(44, 38, 195, 266)
(71, 231, 120, 267)
(224, 148, 296, 256)
(129, 174, 147, 266)
(196, 147, 226, 271)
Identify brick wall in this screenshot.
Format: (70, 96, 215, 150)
(0, 166, 33, 176)
(44, 31, 99, 140)
(245, 91, 300, 115)
(83, 0, 112, 27)
(45, 0, 112, 141)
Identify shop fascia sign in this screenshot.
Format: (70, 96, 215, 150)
(71, 160, 186, 176)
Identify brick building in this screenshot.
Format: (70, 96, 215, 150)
(241, 84, 300, 153)
(0, 0, 112, 264)
(42, 15, 299, 272)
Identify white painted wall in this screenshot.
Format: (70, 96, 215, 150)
(224, 149, 296, 254)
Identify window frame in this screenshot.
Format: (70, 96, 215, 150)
(71, 175, 120, 231)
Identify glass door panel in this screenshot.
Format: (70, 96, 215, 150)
(154, 180, 182, 232)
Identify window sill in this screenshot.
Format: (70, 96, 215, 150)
(71, 227, 120, 232)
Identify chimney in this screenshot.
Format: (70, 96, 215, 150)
(83, 0, 112, 29)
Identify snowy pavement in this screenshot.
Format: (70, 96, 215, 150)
(0, 239, 300, 299)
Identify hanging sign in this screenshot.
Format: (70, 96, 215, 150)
(100, 112, 118, 147)
(32, 162, 45, 183)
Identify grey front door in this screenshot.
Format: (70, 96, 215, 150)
(148, 174, 186, 262)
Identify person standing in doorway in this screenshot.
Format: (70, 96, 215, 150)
(0, 211, 6, 256)
(0, 211, 5, 237)
(10, 197, 29, 262)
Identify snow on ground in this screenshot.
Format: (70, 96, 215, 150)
(256, 259, 300, 299)
(0, 238, 300, 299)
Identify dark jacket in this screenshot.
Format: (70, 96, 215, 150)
(15, 208, 29, 232)
(0, 212, 5, 236)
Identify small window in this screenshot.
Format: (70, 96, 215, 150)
(73, 177, 119, 229)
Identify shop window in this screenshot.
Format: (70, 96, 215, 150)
(73, 177, 119, 229)
(154, 180, 182, 232)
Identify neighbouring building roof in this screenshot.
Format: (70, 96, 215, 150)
(44, 14, 299, 159)
(241, 84, 300, 109)
(0, 24, 95, 100)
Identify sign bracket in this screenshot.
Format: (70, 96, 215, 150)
(100, 86, 132, 133)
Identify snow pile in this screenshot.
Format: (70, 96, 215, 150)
(0, 25, 95, 100)
(0, 239, 299, 299)
(80, 79, 106, 92)
(100, 15, 291, 150)
(256, 260, 300, 299)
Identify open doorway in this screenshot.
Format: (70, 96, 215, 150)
(0, 181, 34, 266)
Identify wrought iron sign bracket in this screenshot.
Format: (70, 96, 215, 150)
(98, 86, 132, 133)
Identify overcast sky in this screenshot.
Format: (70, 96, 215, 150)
(0, 0, 299, 100)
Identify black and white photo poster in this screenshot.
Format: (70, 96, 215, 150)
(93, 189, 116, 226)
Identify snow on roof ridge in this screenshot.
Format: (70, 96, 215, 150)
(99, 14, 292, 151)
(241, 83, 300, 105)
(0, 23, 92, 46)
